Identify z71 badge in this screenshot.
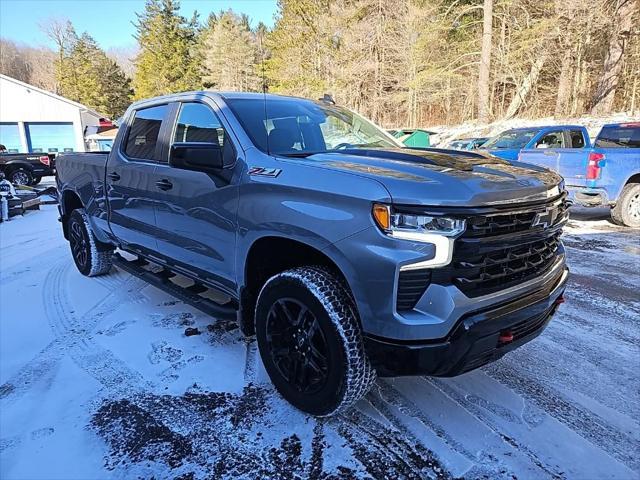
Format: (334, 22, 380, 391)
(249, 166, 282, 178)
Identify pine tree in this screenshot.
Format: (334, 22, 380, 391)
(53, 28, 132, 119)
(132, 0, 201, 99)
(200, 10, 260, 91)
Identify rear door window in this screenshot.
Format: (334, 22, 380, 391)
(594, 125, 640, 148)
(124, 104, 168, 160)
(568, 130, 586, 148)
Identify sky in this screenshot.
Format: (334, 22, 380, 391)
(0, 0, 279, 49)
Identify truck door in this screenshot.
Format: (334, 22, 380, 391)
(557, 129, 589, 188)
(106, 104, 169, 255)
(517, 130, 564, 171)
(152, 100, 240, 295)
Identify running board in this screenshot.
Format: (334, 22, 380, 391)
(112, 253, 238, 321)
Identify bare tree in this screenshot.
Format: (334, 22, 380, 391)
(477, 0, 493, 122)
(590, 0, 638, 114)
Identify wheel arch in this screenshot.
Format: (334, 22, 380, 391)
(625, 172, 640, 186)
(238, 235, 356, 336)
(60, 189, 84, 240)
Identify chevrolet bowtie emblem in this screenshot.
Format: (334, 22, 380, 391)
(532, 206, 558, 229)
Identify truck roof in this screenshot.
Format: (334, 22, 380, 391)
(127, 90, 321, 111)
(506, 125, 585, 131)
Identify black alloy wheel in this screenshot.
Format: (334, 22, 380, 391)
(69, 213, 90, 272)
(265, 298, 330, 394)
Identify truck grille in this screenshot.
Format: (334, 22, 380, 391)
(451, 233, 562, 297)
(464, 197, 569, 238)
(397, 269, 432, 311)
(431, 196, 568, 298)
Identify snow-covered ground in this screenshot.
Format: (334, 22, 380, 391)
(1, 183, 639, 479)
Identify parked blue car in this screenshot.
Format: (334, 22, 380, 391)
(518, 123, 640, 227)
(481, 125, 590, 161)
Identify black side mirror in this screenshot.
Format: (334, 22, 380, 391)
(169, 142, 223, 172)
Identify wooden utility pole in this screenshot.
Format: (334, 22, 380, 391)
(477, 0, 493, 122)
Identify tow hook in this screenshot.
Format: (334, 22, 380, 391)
(498, 330, 514, 345)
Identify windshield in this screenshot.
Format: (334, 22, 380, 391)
(225, 97, 399, 156)
(482, 129, 539, 149)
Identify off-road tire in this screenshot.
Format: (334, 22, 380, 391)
(611, 183, 640, 228)
(67, 209, 114, 276)
(255, 266, 376, 416)
(8, 167, 33, 186)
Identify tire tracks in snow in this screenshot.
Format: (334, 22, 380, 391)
(1, 262, 150, 403)
(371, 379, 559, 479)
(43, 262, 153, 396)
(484, 361, 640, 472)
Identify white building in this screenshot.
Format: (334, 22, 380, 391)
(0, 74, 105, 154)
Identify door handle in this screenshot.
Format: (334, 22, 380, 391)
(107, 172, 121, 181)
(543, 151, 557, 156)
(155, 179, 173, 191)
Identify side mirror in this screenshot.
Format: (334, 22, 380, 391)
(169, 142, 223, 172)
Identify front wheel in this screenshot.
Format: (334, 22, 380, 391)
(67, 209, 114, 276)
(255, 267, 376, 416)
(611, 183, 640, 228)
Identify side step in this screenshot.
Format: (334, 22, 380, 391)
(112, 253, 238, 321)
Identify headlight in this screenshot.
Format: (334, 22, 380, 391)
(372, 204, 466, 269)
(372, 204, 465, 239)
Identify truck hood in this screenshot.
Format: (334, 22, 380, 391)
(296, 148, 562, 206)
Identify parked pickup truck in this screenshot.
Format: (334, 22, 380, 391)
(0, 152, 56, 185)
(518, 123, 640, 227)
(481, 125, 590, 161)
(56, 92, 569, 415)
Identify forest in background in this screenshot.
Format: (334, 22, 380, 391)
(1, 0, 638, 126)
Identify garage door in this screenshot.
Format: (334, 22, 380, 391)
(0, 123, 22, 152)
(25, 122, 76, 153)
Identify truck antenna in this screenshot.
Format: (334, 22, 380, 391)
(259, 33, 269, 156)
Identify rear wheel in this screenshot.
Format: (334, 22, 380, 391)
(8, 168, 33, 186)
(255, 267, 375, 416)
(67, 209, 114, 276)
(611, 183, 640, 228)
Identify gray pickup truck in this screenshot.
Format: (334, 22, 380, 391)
(56, 92, 569, 416)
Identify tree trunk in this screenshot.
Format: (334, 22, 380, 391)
(477, 0, 493, 122)
(590, 0, 637, 115)
(554, 52, 573, 117)
(505, 53, 547, 119)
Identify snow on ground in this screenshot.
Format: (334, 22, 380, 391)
(1, 186, 639, 479)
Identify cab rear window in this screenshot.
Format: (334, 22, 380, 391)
(594, 125, 640, 148)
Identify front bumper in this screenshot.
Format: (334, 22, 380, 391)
(364, 266, 568, 377)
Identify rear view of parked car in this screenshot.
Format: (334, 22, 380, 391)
(518, 123, 640, 227)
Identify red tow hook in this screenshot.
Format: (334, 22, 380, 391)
(555, 295, 565, 305)
(498, 330, 514, 344)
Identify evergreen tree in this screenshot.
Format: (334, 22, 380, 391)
(54, 28, 133, 119)
(200, 10, 260, 91)
(132, 0, 201, 99)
